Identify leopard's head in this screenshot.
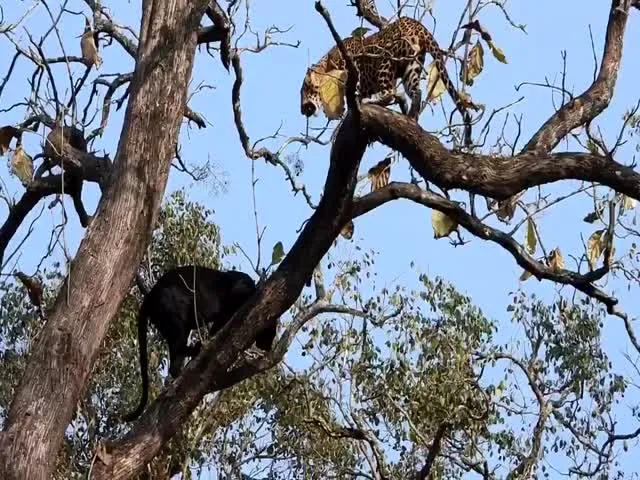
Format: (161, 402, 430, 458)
(300, 68, 323, 117)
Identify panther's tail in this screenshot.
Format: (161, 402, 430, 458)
(122, 298, 150, 422)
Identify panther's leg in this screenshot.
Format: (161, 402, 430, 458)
(403, 60, 424, 120)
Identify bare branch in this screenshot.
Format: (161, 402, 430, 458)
(352, 182, 618, 310)
(523, 0, 631, 153)
(349, 0, 388, 29)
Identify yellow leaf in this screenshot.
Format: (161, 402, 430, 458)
(587, 229, 606, 269)
(313, 69, 347, 120)
(81, 19, 101, 68)
(0, 125, 19, 155)
(462, 41, 484, 86)
(487, 40, 508, 64)
(425, 63, 446, 103)
(431, 210, 457, 239)
(367, 157, 391, 192)
(547, 247, 565, 271)
(525, 218, 537, 255)
(341, 220, 354, 240)
(10, 145, 33, 186)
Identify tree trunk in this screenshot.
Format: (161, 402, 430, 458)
(0, 1, 207, 478)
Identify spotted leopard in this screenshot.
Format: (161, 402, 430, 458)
(300, 16, 474, 146)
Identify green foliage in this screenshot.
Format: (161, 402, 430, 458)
(147, 189, 222, 276)
(0, 196, 632, 479)
(270, 241, 285, 266)
(0, 192, 227, 478)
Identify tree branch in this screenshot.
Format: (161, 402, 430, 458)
(198, 0, 231, 71)
(522, 0, 631, 153)
(349, 0, 388, 29)
(351, 181, 619, 310)
(416, 423, 449, 480)
(359, 105, 640, 201)
(91, 108, 368, 477)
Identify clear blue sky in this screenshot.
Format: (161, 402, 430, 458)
(1, 0, 639, 477)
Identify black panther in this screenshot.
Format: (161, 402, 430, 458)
(123, 265, 277, 421)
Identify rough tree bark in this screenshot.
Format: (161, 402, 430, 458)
(0, 1, 209, 478)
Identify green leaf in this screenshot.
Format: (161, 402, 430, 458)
(351, 26, 370, 38)
(271, 241, 285, 265)
(525, 218, 537, 254)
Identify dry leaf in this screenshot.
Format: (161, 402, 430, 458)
(0, 125, 19, 155)
(487, 40, 508, 64)
(10, 145, 33, 186)
(431, 210, 457, 239)
(586, 229, 606, 269)
(462, 41, 484, 86)
(621, 195, 637, 213)
(367, 157, 391, 192)
(340, 220, 354, 239)
(525, 218, 537, 254)
(425, 63, 446, 103)
(81, 18, 102, 68)
(313, 69, 347, 120)
(496, 197, 517, 222)
(14, 272, 43, 308)
(547, 247, 565, 271)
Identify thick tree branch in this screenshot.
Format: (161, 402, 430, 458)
(198, 0, 231, 71)
(416, 423, 449, 480)
(523, 0, 631, 153)
(82, 0, 211, 126)
(0, 171, 104, 268)
(0, 139, 110, 267)
(359, 105, 640, 202)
